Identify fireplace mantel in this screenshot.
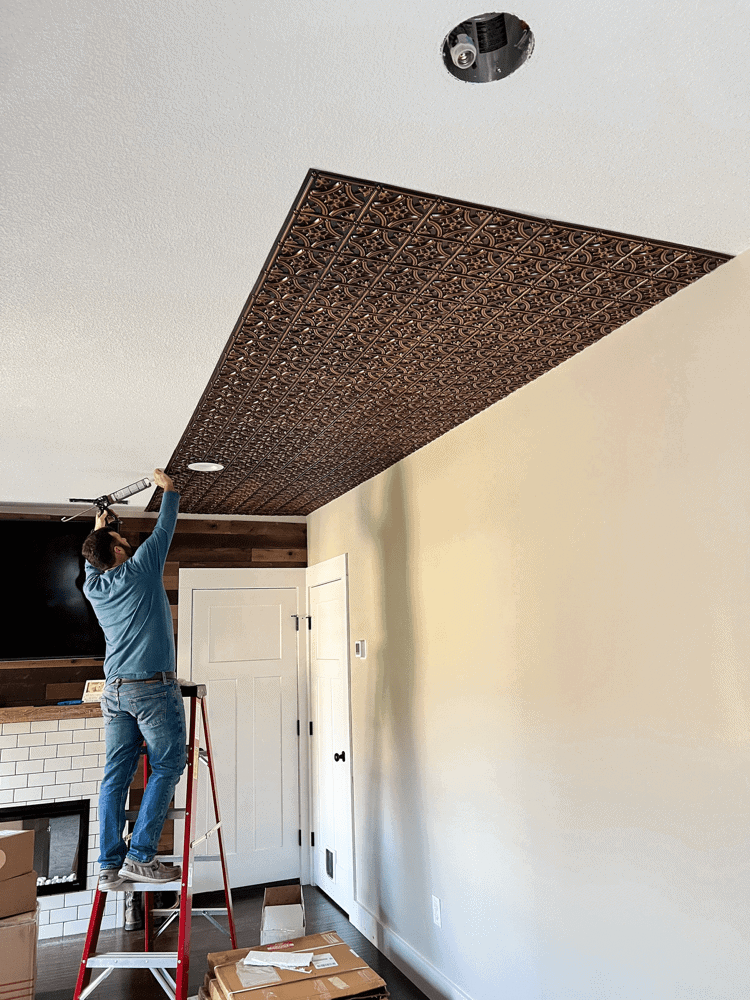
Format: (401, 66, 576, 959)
(0, 703, 102, 725)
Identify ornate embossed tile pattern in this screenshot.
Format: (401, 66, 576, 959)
(156, 171, 732, 516)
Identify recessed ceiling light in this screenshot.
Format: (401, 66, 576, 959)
(443, 12, 534, 83)
(187, 461, 225, 472)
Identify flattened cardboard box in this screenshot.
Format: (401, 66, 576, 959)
(0, 907, 38, 998)
(0, 830, 35, 882)
(213, 940, 388, 1000)
(208, 931, 344, 974)
(0, 872, 37, 920)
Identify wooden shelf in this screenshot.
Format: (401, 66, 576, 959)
(0, 703, 102, 724)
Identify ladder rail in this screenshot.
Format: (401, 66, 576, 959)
(200, 696, 238, 948)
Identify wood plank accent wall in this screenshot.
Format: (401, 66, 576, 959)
(0, 512, 307, 707)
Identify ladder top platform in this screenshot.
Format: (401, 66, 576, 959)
(178, 680, 207, 698)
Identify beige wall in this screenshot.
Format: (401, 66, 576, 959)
(308, 248, 750, 1000)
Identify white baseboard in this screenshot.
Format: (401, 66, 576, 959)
(350, 900, 473, 1000)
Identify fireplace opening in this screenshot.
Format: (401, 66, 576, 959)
(0, 799, 90, 896)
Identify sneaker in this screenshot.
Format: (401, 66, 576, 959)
(124, 891, 144, 931)
(98, 868, 126, 891)
(118, 857, 181, 884)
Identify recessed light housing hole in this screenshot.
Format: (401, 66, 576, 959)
(443, 12, 534, 83)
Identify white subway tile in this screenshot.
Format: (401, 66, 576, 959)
(57, 906, 79, 922)
(16, 759, 45, 775)
(45, 731, 73, 745)
(0, 735, 19, 749)
(55, 769, 83, 784)
(84, 741, 106, 755)
(63, 917, 92, 935)
(44, 757, 72, 772)
(16, 732, 46, 747)
(29, 745, 58, 760)
(27, 772, 46, 787)
(39, 894, 66, 909)
(85, 717, 104, 728)
(70, 781, 98, 797)
(1, 747, 30, 762)
(98, 754, 106, 766)
(72, 754, 98, 770)
(38, 908, 50, 925)
(0, 789, 15, 804)
(58, 720, 82, 731)
(83, 767, 104, 782)
(100, 914, 120, 931)
(53, 744, 76, 759)
(1, 774, 28, 788)
(31, 720, 59, 733)
(72, 729, 91, 743)
(1, 723, 31, 735)
(65, 889, 93, 907)
(38, 923, 62, 940)
(43, 784, 69, 799)
(14, 786, 42, 802)
(0, 762, 16, 776)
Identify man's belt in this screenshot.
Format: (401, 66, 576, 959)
(113, 671, 177, 685)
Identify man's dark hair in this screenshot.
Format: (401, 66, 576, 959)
(82, 528, 117, 571)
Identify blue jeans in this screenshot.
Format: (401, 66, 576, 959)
(98, 677, 187, 868)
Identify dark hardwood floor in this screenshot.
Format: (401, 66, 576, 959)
(35, 883, 431, 1000)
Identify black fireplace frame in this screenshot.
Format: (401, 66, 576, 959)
(0, 798, 90, 896)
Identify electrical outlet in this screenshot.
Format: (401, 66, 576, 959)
(432, 894, 441, 927)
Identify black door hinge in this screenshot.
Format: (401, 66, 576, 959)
(311, 831, 315, 847)
(309, 720, 313, 736)
(298, 829, 302, 847)
(297, 720, 300, 736)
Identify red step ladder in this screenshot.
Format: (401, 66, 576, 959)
(75, 682, 237, 1000)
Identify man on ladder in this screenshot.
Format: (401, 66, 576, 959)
(82, 468, 185, 890)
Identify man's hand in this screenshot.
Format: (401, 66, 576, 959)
(153, 468, 176, 492)
(95, 510, 110, 531)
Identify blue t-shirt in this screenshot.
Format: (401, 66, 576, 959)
(84, 490, 179, 680)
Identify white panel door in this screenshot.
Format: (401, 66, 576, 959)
(308, 556, 354, 914)
(190, 585, 301, 891)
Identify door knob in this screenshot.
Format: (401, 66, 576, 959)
(334, 751, 346, 762)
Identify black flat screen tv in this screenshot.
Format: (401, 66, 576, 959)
(0, 519, 105, 660)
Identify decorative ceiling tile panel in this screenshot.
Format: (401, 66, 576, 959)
(154, 171, 732, 517)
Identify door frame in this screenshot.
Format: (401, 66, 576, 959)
(177, 567, 311, 887)
(305, 553, 356, 910)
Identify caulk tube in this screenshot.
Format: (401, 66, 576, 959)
(107, 478, 152, 504)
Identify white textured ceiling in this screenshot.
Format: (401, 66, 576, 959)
(2, 1, 749, 508)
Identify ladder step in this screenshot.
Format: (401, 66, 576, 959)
(152, 906, 229, 916)
(87, 952, 178, 969)
(110, 880, 182, 892)
(152, 855, 221, 863)
(124, 808, 185, 821)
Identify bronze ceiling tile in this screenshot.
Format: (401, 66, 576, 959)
(154, 170, 732, 517)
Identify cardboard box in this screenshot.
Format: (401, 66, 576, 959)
(0, 871, 38, 920)
(208, 931, 344, 974)
(0, 830, 35, 882)
(212, 938, 388, 1000)
(260, 884, 306, 944)
(0, 907, 38, 1000)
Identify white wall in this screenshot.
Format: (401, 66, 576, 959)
(308, 249, 750, 1000)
